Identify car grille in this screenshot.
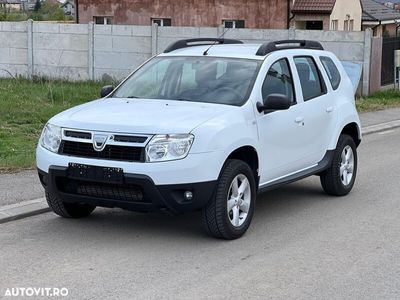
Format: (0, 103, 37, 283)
(59, 140, 145, 162)
(56, 178, 146, 203)
(64, 130, 91, 139)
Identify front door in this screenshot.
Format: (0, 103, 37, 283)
(256, 58, 310, 184)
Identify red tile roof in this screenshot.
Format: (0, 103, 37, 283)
(292, 0, 336, 13)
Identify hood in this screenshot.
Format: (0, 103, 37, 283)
(50, 98, 238, 134)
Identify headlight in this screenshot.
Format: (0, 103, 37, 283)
(145, 134, 194, 162)
(40, 123, 62, 153)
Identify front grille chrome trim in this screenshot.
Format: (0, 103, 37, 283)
(61, 128, 153, 145)
(59, 128, 152, 162)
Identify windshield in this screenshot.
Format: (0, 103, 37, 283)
(113, 56, 261, 106)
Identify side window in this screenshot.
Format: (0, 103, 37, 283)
(320, 56, 341, 90)
(294, 56, 326, 101)
(262, 59, 295, 103)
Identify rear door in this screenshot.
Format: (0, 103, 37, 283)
(292, 55, 338, 165)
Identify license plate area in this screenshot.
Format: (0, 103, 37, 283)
(67, 163, 124, 184)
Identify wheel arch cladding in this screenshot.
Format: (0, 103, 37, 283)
(341, 122, 361, 147)
(227, 146, 259, 185)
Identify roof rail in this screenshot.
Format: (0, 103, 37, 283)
(256, 40, 324, 56)
(164, 38, 243, 53)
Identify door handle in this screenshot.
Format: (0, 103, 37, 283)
(295, 117, 304, 124)
(326, 106, 334, 113)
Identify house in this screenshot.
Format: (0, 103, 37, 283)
(61, 0, 74, 16)
(20, 0, 36, 11)
(0, 0, 22, 11)
(75, 0, 291, 29)
(291, 0, 362, 31)
(361, 0, 400, 36)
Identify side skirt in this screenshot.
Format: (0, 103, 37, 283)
(257, 150, 334, 194)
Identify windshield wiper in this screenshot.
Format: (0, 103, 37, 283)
(127, 95, 140, 99)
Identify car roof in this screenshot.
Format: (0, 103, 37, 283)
(158, 43, 330, 60)
(159, 44, 265, 60)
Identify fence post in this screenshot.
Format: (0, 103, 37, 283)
(151, 23, 158, 56)
(369, 37, 382, 94)
(27, 19, 33, 80)
(362, 28, 372, 96)
(88, 22, 94, 80)
(217, 25, 225, 37)
(288, 27, 296, 40)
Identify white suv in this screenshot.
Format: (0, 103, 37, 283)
(37, 39, 362, 239)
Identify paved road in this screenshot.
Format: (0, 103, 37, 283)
(0, 128, 399, 300)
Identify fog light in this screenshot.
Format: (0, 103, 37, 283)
(184, 191, 193, 201)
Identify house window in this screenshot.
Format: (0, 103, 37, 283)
(349, 19, 354, 31)
(223, 20, 245, 28)
(331, 20, 338, 31)
(343, 20, 349, 31)
(344, 19, 354, 31)
(94, 16, 113, 25)
(306, 21, 323, 30)
(152, 18, 171, 27)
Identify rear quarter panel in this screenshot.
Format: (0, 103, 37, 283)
(325, 53, 362, 149)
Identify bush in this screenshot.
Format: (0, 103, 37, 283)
(0, 2, 72, 22)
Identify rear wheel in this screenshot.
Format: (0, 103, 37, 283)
(320, 134, 358, 196)
(202, 159, 256, 240)
(46, 192, 96, 218)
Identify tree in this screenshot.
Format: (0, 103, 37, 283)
(34, 0, 41, 12)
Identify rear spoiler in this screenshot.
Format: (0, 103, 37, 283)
(341, 61, 362, 95)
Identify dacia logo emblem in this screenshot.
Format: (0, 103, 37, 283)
(93, 134, 108, 152)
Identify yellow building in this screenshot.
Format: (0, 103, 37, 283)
(291, 0, 362, 31)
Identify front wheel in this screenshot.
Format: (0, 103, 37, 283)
(46, 192, 96, 218)
(320, 134, 358, 196)
(202, 159, 256, 240)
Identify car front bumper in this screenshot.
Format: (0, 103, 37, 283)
(38, 166, 217, 214)
(36, 144, 224, 185)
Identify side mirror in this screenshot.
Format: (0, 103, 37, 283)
(100, 85, 114, 98)
(257, 93, 291, 113)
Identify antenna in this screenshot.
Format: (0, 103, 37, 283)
(203, 27, 231, 56)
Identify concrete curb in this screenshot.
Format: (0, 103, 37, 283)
(0, 198, 49, 224)
(363, 120, 400, 136)
(0, 119, 399, 225)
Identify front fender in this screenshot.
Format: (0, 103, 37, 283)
(190, 106, 259, 174)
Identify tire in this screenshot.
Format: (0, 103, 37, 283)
(320, 134, 358, 196)
(202, 159, 256, 240)
(46, 191, 96, 218)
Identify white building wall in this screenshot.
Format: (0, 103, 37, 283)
(330, 0, 363, 31)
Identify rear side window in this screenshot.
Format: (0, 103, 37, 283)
(320, 56, 341, 90)
(262, 59, 295, 103)
(294, 56, 326, 101)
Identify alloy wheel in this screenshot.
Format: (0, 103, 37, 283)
(227, 174, 251, 227)
(340, 145, 354, 186)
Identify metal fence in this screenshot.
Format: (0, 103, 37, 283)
(381, 36, 400, 86)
